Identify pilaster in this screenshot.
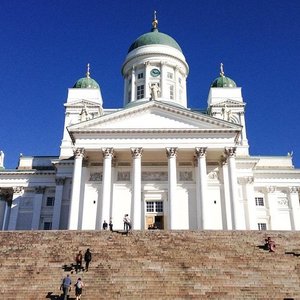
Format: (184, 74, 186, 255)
(31, 187, 45, 230)
(8, 187, 24, 230)
(52, 177, 65, 230)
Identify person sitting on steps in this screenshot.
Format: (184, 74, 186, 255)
(264, 237, 276, 252)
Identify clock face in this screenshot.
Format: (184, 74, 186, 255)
(150, 68, 160, 77)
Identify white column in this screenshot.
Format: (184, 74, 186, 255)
(220, 159, 232, 230)
(31, 187, 44, 230)
(195, 147, 208, 229)
(289, 187, 300, 230)
(244, 177, 257, 230)
(8, 187, 24, 230)
(225, 147, 241, 229)
(0, 189, 12, 231)
(68, 148, 85, 230)
(100, 148, 114, 229)
(131, 148, 143, 230)
(166, 147, 178, 230)
(174, 66, 179, 102)
(52, 178, 65, 230)
(144, 62, 150, 99)
(266, 186, 278, 230)
(2, 202, 8, 230)
(160, 62, 166, 98)
(131, 66, 136, 102)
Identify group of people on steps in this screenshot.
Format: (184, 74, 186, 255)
(61, 248, 92, 300)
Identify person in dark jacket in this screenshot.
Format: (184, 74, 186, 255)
(84, 248, 92, 271)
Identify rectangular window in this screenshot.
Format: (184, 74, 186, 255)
(137, 85, 144, 99)
(258, 223, 267, 231)
(46, 197, 55, 206)
(167, 72, 173, 79)
(138, 73, 144, 79)
(170, 85, 174, 99)
(146, 201, 163, 213)
(146, 202, 154, 212)
(44, 222, 52, 230)
(255, 197, 264, 206)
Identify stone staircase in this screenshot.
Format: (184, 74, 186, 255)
(0, 230, 300, 299)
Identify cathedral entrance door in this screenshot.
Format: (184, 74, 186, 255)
(145, 200, 164, 230)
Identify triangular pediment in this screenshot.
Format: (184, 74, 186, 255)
(64, 99, 102, 108)
(212, 99, 245, 107)
(68, 101, 241, 133)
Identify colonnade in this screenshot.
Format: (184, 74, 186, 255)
(67, 146, 241, 230)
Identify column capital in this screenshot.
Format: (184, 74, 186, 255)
(131, 147, 143, 158)
(289, 186, 299, 193)
(102, 148, 114, 158)
(238, 176, 254, 185)
(35, 186, 45, 194)
(225, 147, 236, 158)
(74, 148, 85, 158)
(55, 177, 66, 185)
(195, 147, 207, 158)
(166, 147, 178, 158)
(267, 186, 276, 193)
(13, 186, 24, 195)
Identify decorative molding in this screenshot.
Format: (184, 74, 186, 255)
(35, 186, 45, 194)
(55, 177, 65, 185)
(142, 171, 168, 181)
(89, 172, 102, 182)
(277, 198, 289, 207)
(117, 171, 130, 181)
(74, 148, 85, 158)
(179, 171, 193, 181)
(131, 147, 143, 158)
(102, 148, 114, 158)
(267, 186, 276, 193)
(13, 186, 24, 194)
(289, 186, 299, 194)
(208, 171, 219, 180)
(166, 147, 178, 158)
(237, 176, 254, 185)
(195, 147, 207, 158)
(225, 147, 236, 158)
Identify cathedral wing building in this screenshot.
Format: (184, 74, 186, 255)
(1, 15, 300, 231)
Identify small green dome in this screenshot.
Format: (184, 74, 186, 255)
(211, 64, 236, 88)
(211, 76, 237, 88)
(73, 64, 99, 89)
(128, 28, 182, 53)
(73, 77, 99, 89)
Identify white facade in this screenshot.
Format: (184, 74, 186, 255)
(1, 17, 300, 231)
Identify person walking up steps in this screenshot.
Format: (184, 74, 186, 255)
(84, 248, 92, 272)
(74, 277, 84, 300)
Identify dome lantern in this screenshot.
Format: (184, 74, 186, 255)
(73, 63, 100, 89)
(211, 63, 237, 88)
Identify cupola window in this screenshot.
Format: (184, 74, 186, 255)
(138, 72, 144, 79)
(137, 85, 145, 99)
(169, 85, 174, 100)
(167, 72, 173, 79)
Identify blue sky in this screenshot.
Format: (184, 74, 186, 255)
(0, 0, 299, 168)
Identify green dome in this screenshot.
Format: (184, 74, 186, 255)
(211, 75, 237, 88)
(73, 77, 99, 89)
(128, 28, 182, 53)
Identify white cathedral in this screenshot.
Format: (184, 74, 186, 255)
(0, 15, 300, 231)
